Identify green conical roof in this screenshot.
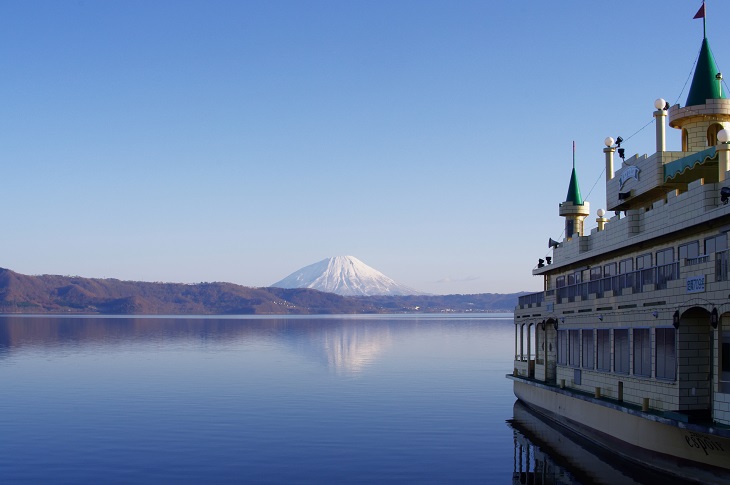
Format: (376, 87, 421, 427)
(686, 38, 726, 107)
(565, 167, 583, 205)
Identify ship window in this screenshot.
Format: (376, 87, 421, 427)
(581, 269, 590, 283)
(636, 253, 652, 270)
(618, 258, 633, 274)
(655, 248, 673, 266)
(614, 329, 630, 374)
(656, 328, 677, 381)
(633, 328, 651, 377)
(556, 276, 566, 288)
(582, 329, 594, 369)
(590, 267, 602, 281)
(603, 263, 616, 277)
(569, 330, 580, 367)
(567, 271, 581, 285)
(706, 234, 728, 255)
(708, 123, 723, 146)
(679, 241, 699, 260)
(557, 330, 568, 365)
(597, 329, 611, 372)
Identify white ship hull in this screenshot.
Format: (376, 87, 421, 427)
(510, 376, 730, 483)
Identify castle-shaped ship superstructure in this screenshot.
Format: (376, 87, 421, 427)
(509, 7, 730, 481)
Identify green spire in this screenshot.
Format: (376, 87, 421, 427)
(565, 142, 583, 205)
(686, 38, 726, 107)
(565, 167, 583, 205)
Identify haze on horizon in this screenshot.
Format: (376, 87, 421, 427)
(0, 1, 720, 295)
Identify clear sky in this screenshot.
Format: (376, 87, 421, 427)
(0, 1, 723, 295)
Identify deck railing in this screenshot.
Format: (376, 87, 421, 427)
(686, 255, 709, 266)
(517, 257, 702, 309)
(554, 262, 680, 304)
(518, 291, 544, 307)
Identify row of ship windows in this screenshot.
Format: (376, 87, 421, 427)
(557, 328, 676, 381)
(554, 234, 727, 287)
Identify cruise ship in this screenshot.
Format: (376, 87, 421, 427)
(508, 8, 730, 483)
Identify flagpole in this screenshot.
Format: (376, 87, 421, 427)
(573, 141, 575, 169)
(695, 1, 707, 38)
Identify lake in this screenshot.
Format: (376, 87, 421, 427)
(0, 314, 666, 483)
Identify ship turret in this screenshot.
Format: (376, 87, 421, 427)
(668, 37, 730, 151)
(559, 144, 589, 240)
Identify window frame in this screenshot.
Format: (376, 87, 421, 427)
(596, 329, 611, 372)
(614, 329, 630, 375)
(633, 328, 651, 377)
(557, 330, 568, 365)
(569, 329, 581, 367)
(656, 327, 677, 381)
(655, 248, 674, 266)
(582, 329, 594, 369)
(636, 253, 652, 270)
(679, 241, 699, 261)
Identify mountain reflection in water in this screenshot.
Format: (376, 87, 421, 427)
(0, 314, 520, 483)
(0, 315, 394, 374)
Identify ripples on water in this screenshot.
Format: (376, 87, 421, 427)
(0, 314, 670, 483)
(0, 314, 516, 483)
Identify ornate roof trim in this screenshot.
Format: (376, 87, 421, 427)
(663, 146, 717, 182)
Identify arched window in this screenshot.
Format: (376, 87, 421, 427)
(708, 123, 724, 146)
(682, 128, 689, 151)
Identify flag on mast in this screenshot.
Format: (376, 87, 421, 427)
(694, 2, 706, 38)
(694, 2, 705, 19)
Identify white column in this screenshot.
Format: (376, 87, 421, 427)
(719, 143, 730, 182)
(604, 147, 615, 181)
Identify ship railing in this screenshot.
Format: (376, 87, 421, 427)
(555, 263, 680, 303)
(685, 255, 709, 266)
(518, 291, 544, 307)
(655, 262, 679, 290)
(615, 272, 640, 295)
(716, 250, 729, 282)
(640, 267, 655, 286)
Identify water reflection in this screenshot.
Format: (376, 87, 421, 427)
(0, 315, 398, 374)
(319, 322, 391, 374)
(508, 401, 688, 485)
(0, 314, 515, 483)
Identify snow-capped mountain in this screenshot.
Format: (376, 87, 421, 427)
(271, 256, 422, 296)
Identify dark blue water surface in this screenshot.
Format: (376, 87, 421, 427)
(0, 314, 518, 483)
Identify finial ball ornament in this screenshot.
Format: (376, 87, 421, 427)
(597, 209, 605, 217)
(654, 98, 666, 110)
(604, 137, 615, 147)
(719, 129, 730, 144)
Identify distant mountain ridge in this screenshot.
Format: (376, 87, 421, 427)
(271, 256, 422, 296)
(0, 267, 525, 314)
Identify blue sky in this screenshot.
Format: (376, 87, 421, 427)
(0, 1, 721, 294)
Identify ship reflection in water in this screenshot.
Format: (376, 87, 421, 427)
(508, 401, 689, 485)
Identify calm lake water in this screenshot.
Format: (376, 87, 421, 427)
(0, 314, 671, 483)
